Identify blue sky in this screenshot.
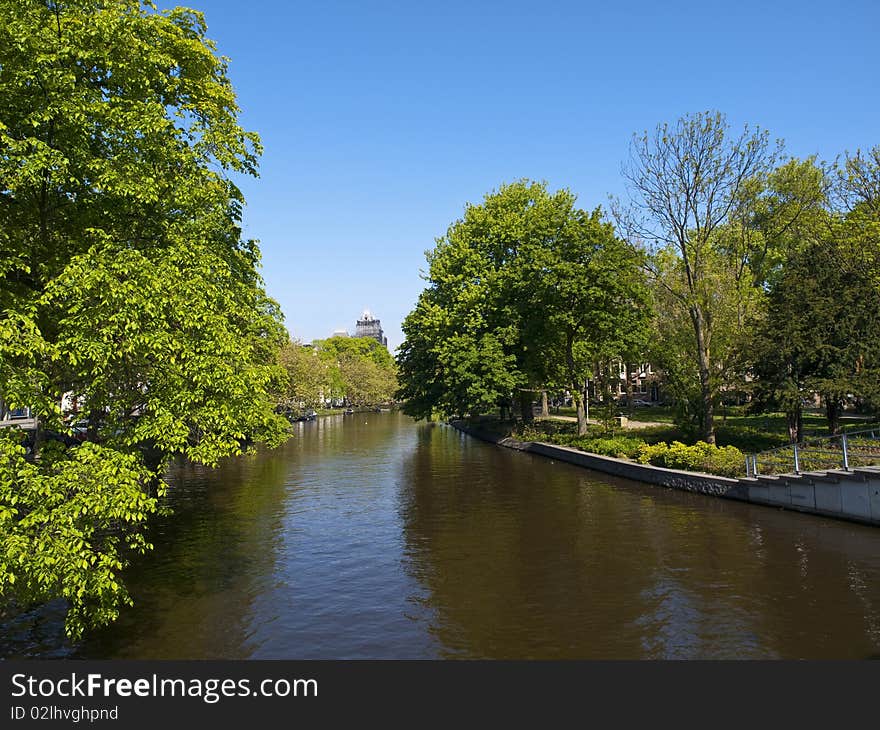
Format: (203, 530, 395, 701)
(192, 0, 879, 351)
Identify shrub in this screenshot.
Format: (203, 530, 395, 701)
(573, 436, 645, 459)
(637, 440, 744, 478)
(637, 441, 671, 466)
(516, 424, 745, 476)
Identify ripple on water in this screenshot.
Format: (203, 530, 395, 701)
(4, 413, 880, 659)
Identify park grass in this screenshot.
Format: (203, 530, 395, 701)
(463, 407, 880, 478)
(315, 407, 349, 416)
(548, 405, 678, 422)
(504, 407, 880, 455)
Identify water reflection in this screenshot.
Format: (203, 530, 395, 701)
(79, 413, 437, 659)
(80, 444, 294, 659)
(3, 413, 880, 659)
(397, 422, 880, 659)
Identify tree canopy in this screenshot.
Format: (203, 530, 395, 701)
(750, 148, 880, 437)
(0, 0, 288, 637)
(618, 111, 782, 442)
(312, 336, 398, 408)
(279, 337, 398, 411)
(397, 180, 648, 431)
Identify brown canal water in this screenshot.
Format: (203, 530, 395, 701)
(5, 411, 880, 659)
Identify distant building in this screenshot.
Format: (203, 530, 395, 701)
(354, 309, 387, 348)
(0, 399, 38, 432)
(331, 328, 349, 338)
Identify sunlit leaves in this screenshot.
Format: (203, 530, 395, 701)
(397, 180, 648, 423)
(0, 431, 161, 639)
(309, 337, 398, 408)
(0, 0, 286, 636)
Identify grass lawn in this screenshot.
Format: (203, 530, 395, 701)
(550, 404, 677, 423)
(531, 406, 880, 454)
(464, 405, 880, 477)
(466, 405, 880, 478)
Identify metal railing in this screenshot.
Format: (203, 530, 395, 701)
(746, 428, 880, 477)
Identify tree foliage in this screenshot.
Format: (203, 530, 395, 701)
(280, 337, 398, 411)
(617, 111, 778, 442)
(398, 181, 542, 419)
(0, 432, 161, 638)
(278, 342, 329, 411)
(751, 149, 880, 437)
(0, 0, 287, 637)
(525, 207, 649, 434)
(313, 336, 398, 408)
(397, 180, 648, 427)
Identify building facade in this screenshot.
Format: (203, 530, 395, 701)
(354, 309, 387, 348)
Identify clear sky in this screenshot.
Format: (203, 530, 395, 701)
(191, 0, 879, 352)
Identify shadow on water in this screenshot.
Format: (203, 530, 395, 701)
(2, 434, 294, 659)
(77, 448, 294, 659)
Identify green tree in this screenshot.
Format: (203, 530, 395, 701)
(754, 226, 880, 436)
(833, 148, 880, 418)
(313, 336, 397, 407)
(397, 181, 558, 420)
(836, 146, 880, 220)
(395, 297, 449, 419)
(397, 180, 648, 428)
(0, 0, 287, 637)
(397, 182, 540, 420)
(617, 111, 778, 443)
(726, 157, 830, 290)
(0, 434, 159, 639)
(743, 159, 830, 440)
(646, 238, 765, 434)
(526, 209, 649, 435)
(278, 341, 329, 412)
(751, 149, 880, 437)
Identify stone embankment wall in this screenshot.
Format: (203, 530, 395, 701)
(450, 421, 880, 527)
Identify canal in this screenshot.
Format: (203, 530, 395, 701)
(5, 411, 880, 659)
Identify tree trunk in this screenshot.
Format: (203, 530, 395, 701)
(518, 390, 534, 423)
(564, 329, 587, 435)
(604, 370, 616, 434)
(787, 404, 803, 443)
(575, 395, 587, 436)
(691, 306, 715, 444)
(825, 395, 841, 435)
(540, 391, 549, 418)
(625, 362, 634, 417)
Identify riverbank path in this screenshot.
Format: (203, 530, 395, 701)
(538, 414, 669, 430)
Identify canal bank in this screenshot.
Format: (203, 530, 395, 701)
(450, 420, 880, 527)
